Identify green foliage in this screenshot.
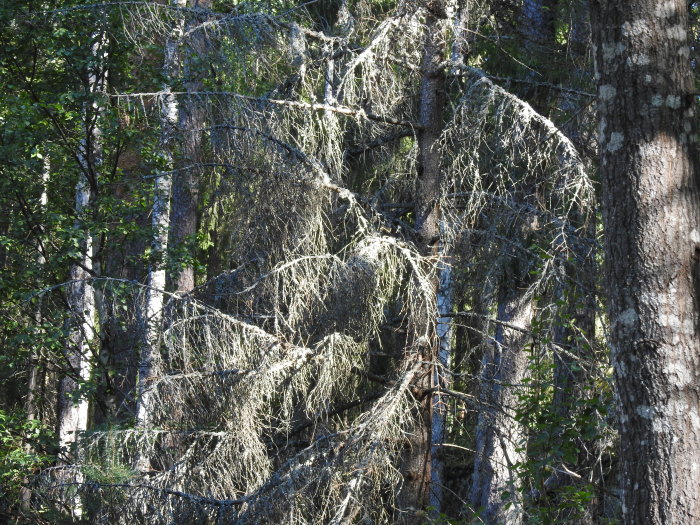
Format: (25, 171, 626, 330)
(512, 287, 614, 523)
(0, 410, 53, 506)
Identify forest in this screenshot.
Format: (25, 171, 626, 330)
(0, 0, 698, 523)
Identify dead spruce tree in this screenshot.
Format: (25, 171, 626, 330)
(34, 1, 604, 523)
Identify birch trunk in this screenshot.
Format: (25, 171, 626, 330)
(470, 280, 533, 525)
(57, 29, 106, 467)
(55, 29, 106, 519)
(590, 1, 700, 522)
(430, 243, 453, 514)
(135, 0, 184, 436)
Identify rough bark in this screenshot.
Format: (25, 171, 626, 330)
(590, 1, 700, 523)
(470, 280, 533, 525)
(398, 2, 448, 522)
(169, 0, 208, 294)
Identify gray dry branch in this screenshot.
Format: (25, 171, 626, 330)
(32, 1, 608, 523)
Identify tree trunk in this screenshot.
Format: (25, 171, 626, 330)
(21, 153, 50, 512)
(27, 154, 50, 425)
(522, 0, 559, 115)
(398, 2, 448, 522)
(523, 0, 558, 48)
(470, 280, 533, 525)
(590, 1, 700, 522)
(57, 29, 106, 466)
(543, 232, 597, 521)
(168, 0, 208, 294)
(55, 29, 106, 519)
(135, 0, 184, 436)
(430, 242, 453, 515)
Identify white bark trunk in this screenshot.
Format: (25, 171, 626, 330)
(57, 29, 106, 461)
(56, 29, 107, 518)
(135, 0, 184, 435)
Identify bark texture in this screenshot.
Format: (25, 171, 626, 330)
(135, 0, 183, 432)
(470, 281, 533, 525)
(398, 2, 448, 521)
(590, 1, 700, 522)
(169, 0, 209, 294)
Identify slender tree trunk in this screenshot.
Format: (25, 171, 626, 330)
(398, 3, 448, 521)
(21, 154, 50, 512)
(57, 28, 106, 467)
(590, 1, 700, 523)
(540, 232, 597, 522)
(55, 30, 106, 519)
(430, 243, 453, 514)
(135, 0, 184, 438)
(27, 154, 50, 425)
(470, 279, 533, 525)
(561, 0, 592, 153)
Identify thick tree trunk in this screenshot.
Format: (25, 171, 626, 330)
(470, 281, 533, 525)
(168, 0, 208, 294)
(590, 1, 700, 523)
